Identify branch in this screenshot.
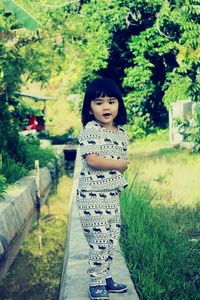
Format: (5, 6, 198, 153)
(125, 10, 141, 27)
(155, 20, 173, 40)
(15, 92, 56, 101)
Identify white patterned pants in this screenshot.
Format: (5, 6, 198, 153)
(76, 189, 121, 286)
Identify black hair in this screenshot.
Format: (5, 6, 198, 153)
(81, 77, 127, 126)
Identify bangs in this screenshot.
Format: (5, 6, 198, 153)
(87, 78, 122, 100)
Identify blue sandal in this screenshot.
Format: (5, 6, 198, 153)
(106, 277, 127, 293)
(88, 285, 109, 300)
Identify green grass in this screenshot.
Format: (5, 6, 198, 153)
(128, 131, 200, 207)
(121, 131, 200, 299)
(1, 156, 29, 184)
(120, 175, 200, 300)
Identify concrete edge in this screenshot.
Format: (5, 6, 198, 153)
(59, 148, 140, 300)
(58, 148, 80, 299)
(0, 151, 65, 281)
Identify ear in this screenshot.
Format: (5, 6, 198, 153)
(89, 109, 93, 115)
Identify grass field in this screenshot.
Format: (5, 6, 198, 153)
(121, 131, 200, 300)
(128, 131, 200, 207)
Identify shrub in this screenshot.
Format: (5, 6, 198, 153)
(0, 136, 56, 185)
(188, 104, 200, 152)
(0, 174, 7, 200)
(1, 154, 28, 184)
(22, 143, 56, 169)
(125, 115, 155, 142)
(175, 103, 200, 152)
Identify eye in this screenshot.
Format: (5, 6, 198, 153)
(96, 102, 102, 105)
(109, 101, 115, 104)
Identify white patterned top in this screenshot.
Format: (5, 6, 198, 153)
(77, 120, 128, 192)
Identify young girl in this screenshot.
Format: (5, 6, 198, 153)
(76, 77, 128, 300)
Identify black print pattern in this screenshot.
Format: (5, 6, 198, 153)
(76, 121, 128, 286)
(77, 190, 121, 286)
(78, 120, 128, 191)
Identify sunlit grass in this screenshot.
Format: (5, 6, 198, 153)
(128, 129, 169, 156)
(128, 132, 200, 207)
(122, 131, 200, 298)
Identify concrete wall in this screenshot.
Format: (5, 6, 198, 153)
(0, 150, 65, 281)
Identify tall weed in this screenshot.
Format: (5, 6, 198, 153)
(120, 175, 199, 300)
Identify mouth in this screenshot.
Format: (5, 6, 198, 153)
(102, 113, 112, 117)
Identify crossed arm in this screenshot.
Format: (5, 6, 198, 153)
(86, 153, 128, 173)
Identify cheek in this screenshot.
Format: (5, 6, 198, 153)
(115, 103, 119, 112)
(90, 105, 100, 115)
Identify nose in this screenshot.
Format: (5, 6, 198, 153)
(102, 101, 110, 110)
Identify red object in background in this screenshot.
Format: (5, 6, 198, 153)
(23, 115, 45, 131)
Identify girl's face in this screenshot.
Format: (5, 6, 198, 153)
(90, 96, 119, 129)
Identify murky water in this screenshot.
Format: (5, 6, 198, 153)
(0, 172, 73, 300)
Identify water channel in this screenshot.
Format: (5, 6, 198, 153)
(0, 158, 75, 300)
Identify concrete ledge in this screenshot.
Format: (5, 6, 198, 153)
(59, 148, 139, 300)
(0, 150, 65, 281)
(0, 167, 52, 281)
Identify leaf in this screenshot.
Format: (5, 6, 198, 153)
(1, 0, 41, 31)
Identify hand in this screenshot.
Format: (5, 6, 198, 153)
(118, 160, 128, 173)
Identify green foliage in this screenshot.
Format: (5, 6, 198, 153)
(124, 58, 155, 112)
(21, 139, 56, 169)
(122, 0, 200, 133)
(0, 2, 67, 182)
(156, 0, 200, 103)
(125, 115, 155, 141)
(0, 135, 55, 184)
(174, 113, 192, 140)
(17, 104, 42, 128)
(120, 175, 200, 299)
(163, 73, 192, 109)
(51, 127, 78, 145)
(0, 102, 25, 162)
(189, 104, 200, 152)
(1, 0, 41, 31)
(1, 0, 200, 161)
(175, 104, 200, 152)
(0, 174, 7, 199)
(1, 154, 28, 184)
(22, 132, 40, 145)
